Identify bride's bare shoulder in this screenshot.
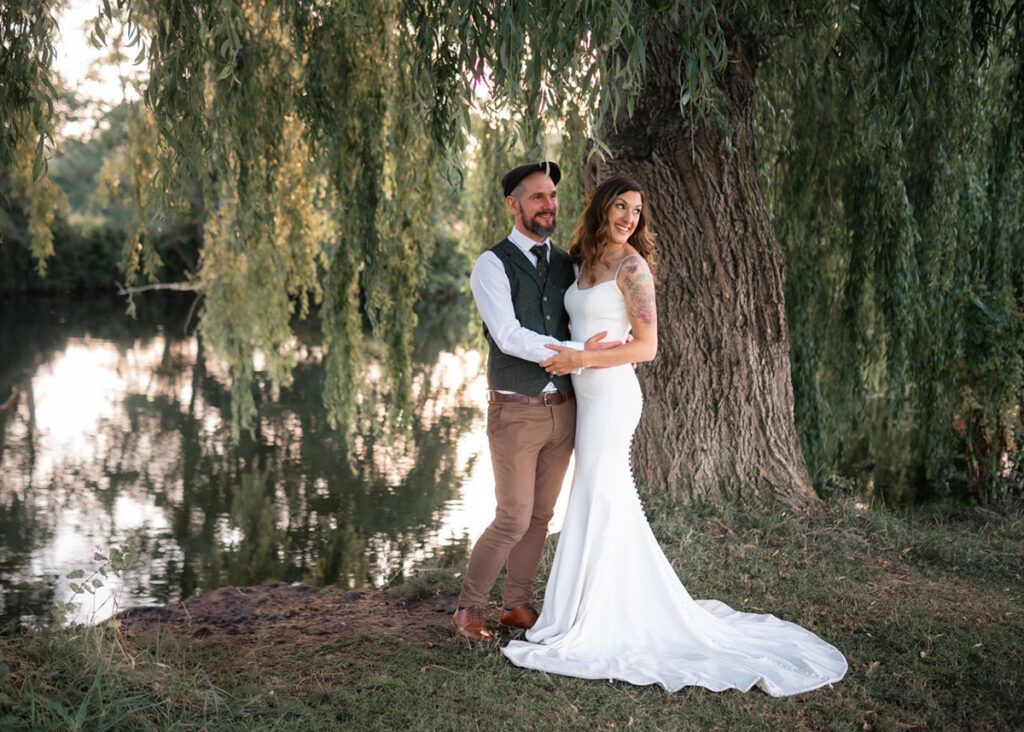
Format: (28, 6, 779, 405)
(614, 250, 651, 282)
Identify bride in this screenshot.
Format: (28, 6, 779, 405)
(502, 175, 848, 696)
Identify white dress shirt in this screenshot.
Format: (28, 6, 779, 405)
(470, 227, 584, 392)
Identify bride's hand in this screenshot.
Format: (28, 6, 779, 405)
(582, 331, 622, 370)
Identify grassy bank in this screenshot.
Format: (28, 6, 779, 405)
(1, 496, 1021, 730)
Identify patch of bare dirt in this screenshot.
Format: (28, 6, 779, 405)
(117, 583, 472, 650)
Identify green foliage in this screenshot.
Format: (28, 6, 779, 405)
(0, 1, 61, 271)
(954, 286, 1024, 500)
(758, 0, 1024, 503)
(464, 114, 520, 252)
(0, 0, 59, 184)
(52, 539, 141, 626)
(1, 119, 63, 273)
(142, 2, 327, 435)
(404, 0, 740, 156)
(1, 99, 199, 293)
(106, 106, 172, 295)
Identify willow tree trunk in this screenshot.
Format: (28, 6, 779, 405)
(587, 28, 816, 508)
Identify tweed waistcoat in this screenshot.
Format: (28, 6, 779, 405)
(484, 238, 575, 395)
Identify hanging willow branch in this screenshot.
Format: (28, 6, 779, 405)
(0, 0, 58, 175)
(0, 1, 61, 267)
(759, 0, 1024, 500)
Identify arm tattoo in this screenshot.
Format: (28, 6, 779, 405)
(621, 257, 656, 326)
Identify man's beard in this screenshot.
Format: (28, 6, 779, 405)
(525, 210, 557, 238)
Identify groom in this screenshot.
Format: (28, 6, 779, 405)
(453, 161, 615, 641)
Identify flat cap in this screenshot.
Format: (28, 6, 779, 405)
(501, 161, 561, 198)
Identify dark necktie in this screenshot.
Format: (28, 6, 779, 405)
(530, 243, 549, 288)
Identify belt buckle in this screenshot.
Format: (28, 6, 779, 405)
(542, 392, 556, 406)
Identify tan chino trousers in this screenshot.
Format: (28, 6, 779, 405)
(458, 397, 576, 608)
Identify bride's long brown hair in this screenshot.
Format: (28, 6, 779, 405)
(568, 175, 656, 281)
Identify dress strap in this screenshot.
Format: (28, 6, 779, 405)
(614, 253, 642, 280)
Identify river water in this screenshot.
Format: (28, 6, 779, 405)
(0, 293, 570, 627)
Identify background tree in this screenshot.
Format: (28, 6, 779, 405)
(3, 0, 1021, 507)
(0, 95, 200, 293)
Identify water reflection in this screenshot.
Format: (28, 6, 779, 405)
(0, 294, 511, 628)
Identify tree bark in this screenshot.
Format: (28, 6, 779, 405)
(587, 26, 816, 508)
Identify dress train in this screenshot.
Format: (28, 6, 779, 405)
(502, 280, 847, 695)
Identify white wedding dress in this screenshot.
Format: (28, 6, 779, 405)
(502, 278, 848, 696)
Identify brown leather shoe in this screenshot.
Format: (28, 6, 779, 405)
(453, 605, 493, 641)
(499, 604, 539, 630)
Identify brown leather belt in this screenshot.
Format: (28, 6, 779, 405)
(488, 390, 574, 406)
